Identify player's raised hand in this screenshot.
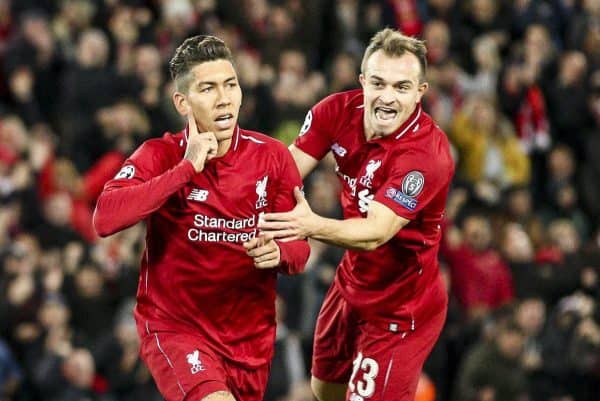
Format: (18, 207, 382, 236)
(243, 233, 280, 269)
(259, 187, 317, 241)
(184, 113, 218, 172)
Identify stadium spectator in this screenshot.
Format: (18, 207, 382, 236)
(453, 320, 529, 401)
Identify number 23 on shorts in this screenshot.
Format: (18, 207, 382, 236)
(348, 352, 380, 399)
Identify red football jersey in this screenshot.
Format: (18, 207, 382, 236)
(295, 89, 454, 331)
(94, 126, 309, 368)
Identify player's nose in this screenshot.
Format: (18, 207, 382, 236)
(215, 85, 231, 107)
(378, 85, 396, 104)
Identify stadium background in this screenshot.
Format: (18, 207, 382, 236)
(0, 0, 598, 400)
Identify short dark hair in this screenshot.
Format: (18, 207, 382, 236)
(361, 28, 428, 82)
(169, 35, 234, 92)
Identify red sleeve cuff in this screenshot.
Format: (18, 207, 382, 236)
(178, 159, 197, 179)
(276, 239, 310, 275)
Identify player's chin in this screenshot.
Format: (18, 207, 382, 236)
(371, 115, 398, 131)
(213, 125, 236, 141)
(372, 122, 399, 136)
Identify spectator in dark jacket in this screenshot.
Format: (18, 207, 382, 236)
(453, 320, 529, 401)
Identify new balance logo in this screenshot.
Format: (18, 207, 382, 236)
(187, 189, 209, 202)
(186, 350, 204, 374)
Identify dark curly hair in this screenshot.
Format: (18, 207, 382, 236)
(169, 35, 233, 92)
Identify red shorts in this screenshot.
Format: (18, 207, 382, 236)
(140, 331, 269, 401)
(312, 283, 446, 401)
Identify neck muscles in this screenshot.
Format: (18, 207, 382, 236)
(216, 138, 232, 157)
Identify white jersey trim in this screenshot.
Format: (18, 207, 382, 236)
(240, 133, 266, 144)
(154, 333, 187, 396)
(395, 107, 422, 140)
(382, 356, 394, 396)
(233, 126, 241, 150)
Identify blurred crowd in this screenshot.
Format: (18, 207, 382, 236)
(0, 1, 598, 401)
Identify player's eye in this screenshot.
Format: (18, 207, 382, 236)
(227, 82, 238, 89)
(371, 81, 384, 88)
(200, 86, 212, 93)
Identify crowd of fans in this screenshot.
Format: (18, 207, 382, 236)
(0, 1, 598, 401)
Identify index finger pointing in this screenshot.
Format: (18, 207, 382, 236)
(187, 112, 199, 136)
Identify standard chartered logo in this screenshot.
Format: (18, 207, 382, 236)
(187, 213, 260, 243)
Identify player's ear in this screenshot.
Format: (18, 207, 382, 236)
(416, 81, 429, 103)
(172, 91, 190, 116)
(359, 73, 366, 89)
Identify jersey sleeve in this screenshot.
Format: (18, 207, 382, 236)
(82, 151, 126, 202)
(271, 143, 310, 275)
(293, 95, 338, 160)
(93, 140, 196, 237)
(374, 152, 453, 220)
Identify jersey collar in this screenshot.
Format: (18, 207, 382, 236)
(393, 104, 423, 140)
(217, 125, 241, 166)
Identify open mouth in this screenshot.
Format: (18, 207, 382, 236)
(214, 113, 234, 129)
(374, 106, 397, 121)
